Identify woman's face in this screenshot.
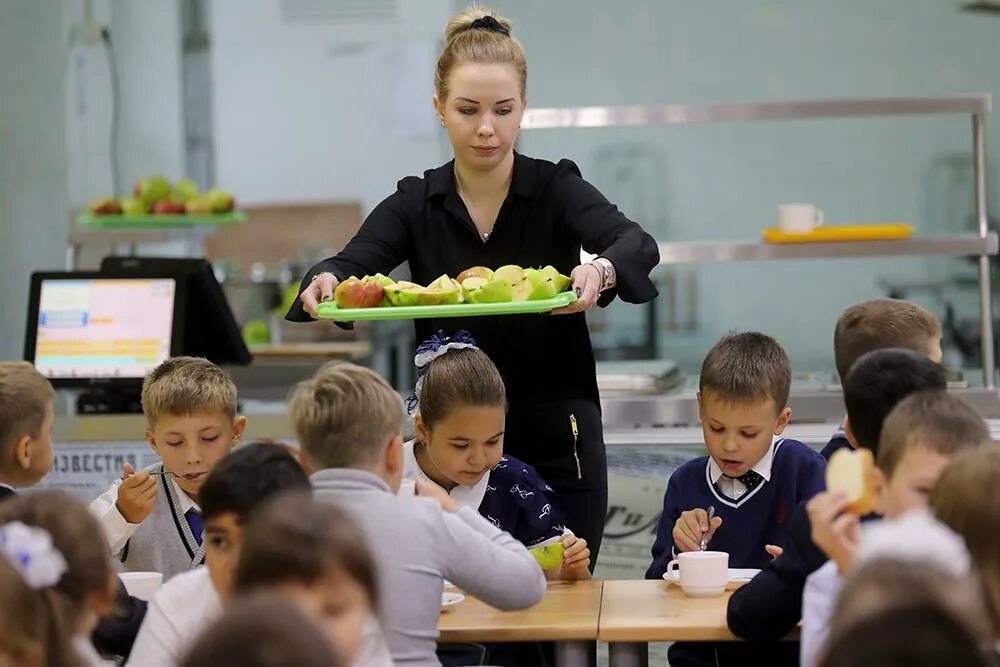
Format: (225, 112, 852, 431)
(435, 63, 524, 171)
(417, 405, 505, 489)
(272, 568, 371, 665)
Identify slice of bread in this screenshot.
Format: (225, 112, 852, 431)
(826, 447, 877, 515)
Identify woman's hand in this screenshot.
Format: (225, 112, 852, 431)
(299, 272, 338, 318)
(550, 263, 602, 315)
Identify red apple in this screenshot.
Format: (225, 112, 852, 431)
(88, 197, 122, 215)
(334, 276, 384, 309)
(152, 200, 186, 215)
(360, 277, 385, 307)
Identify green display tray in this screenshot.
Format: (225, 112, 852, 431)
(76, 210, 246, 229)
(316, 291, 578, 321)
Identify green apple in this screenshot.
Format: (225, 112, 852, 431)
(119, 197, 147, 216)
(528, 278, 558, 301)
(511, 277, 533, 301)
(463, 277, 514, 303)
(460, 276, 488, 301)
(522, 267, 541, 286)
(529, 539, 565, 570)
(457, 266, 493, 283)
(172, 179, 199, 204)
(242, 319, 271, 345)
(384, 281, 422, 306)
(133, 175, 171, 206)
(206, 187, 236, 213)
(540, 265, 572, 292)
(369, 273, 395, 287)
(494, 265, 524, 285)
(185, 197, 213, 215)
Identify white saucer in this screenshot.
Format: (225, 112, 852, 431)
(441, 591, 465, 609)
(662, 568, 760, 589)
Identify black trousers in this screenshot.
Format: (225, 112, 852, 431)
(504, 397, 608, 569)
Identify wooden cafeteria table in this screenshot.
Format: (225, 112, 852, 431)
(599, 580, 798, 667)
(438, 580, 603, 667)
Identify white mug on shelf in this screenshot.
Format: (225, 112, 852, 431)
(118, 571, 163, 601)
(666, 551, 729, 598)
(778, 203, 824, 233)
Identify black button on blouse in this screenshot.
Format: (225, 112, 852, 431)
(287, 152, 660, 408)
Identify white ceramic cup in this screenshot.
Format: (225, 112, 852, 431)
(778, 203, 824, 233)
(118, 571, 163, 601)
(666, 551, 729, 598)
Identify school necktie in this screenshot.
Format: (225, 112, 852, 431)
(736, 469, 764, 492)
(185, 509, 203, 546)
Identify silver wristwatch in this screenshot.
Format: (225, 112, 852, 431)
(591, 257, 617, 293)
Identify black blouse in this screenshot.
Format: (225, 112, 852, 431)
(287, 152, 660, 408)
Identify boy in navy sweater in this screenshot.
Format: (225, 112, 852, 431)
(646, 332, 826, 667)
(820, 298, 942, 460)
(726, 349, 947, 648)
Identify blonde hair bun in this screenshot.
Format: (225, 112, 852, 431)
(445, 6, 514, 45)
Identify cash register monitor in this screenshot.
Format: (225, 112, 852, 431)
(24, 273, 184, 385)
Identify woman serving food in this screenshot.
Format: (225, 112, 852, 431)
(288, 6, 659, 565)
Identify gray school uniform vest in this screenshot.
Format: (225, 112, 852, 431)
(120, 463, 204, 581)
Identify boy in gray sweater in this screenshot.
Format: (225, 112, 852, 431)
(289, 362, 546, 667)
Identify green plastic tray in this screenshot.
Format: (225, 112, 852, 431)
(76, 211, 246, 229)
(316, 291, 578, 321)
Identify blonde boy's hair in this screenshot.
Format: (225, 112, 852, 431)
(877, 392, 990, 478)
(0, 362, 55, 462)
(141, 357, 238, 426)
(834, 299, 941, 382)
(931, 447, 1000, 638)
(288, 362, 403, 471)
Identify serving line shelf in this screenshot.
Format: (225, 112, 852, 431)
(521, 94, 997, 387)
(655, 233, 998, 264)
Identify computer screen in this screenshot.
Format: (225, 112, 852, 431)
(99, 256, 251, 366)
(27, 276, 179, 382)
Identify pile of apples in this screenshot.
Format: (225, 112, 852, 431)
(87, 175, 235, 217)
(334, 265, 572, 309)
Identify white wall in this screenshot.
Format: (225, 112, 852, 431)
(65, 0, 186, 207)
(0, 2, 71, 360)
(209, 0, 452, 212)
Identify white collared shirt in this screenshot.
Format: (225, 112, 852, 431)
(126, 567, 221, 667)
(89, 474, 199, 557)
(708, 437, 777, 500)
(401, 440, 491, 511)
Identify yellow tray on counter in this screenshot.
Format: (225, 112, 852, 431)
(762, 223, 913, 244)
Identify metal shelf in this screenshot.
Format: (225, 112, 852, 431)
(523, 94, 996, 387)
(656, 233, 999, 265)
(522, 94, 991, 129)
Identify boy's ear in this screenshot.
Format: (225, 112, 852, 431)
(231, 416, 247, 446)
(773, 407, 792, 435)
(843, 418, 861, 449)
(145, 429, 159, 455)
(13, 434, 32, 470)
(384, 434, 404, 476)
(871, 466, 888, 515)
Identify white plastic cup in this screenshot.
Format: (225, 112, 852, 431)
(666, 551, 729, 598)
(778, 203, 824, 233)
(118, 571, 163, 601)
